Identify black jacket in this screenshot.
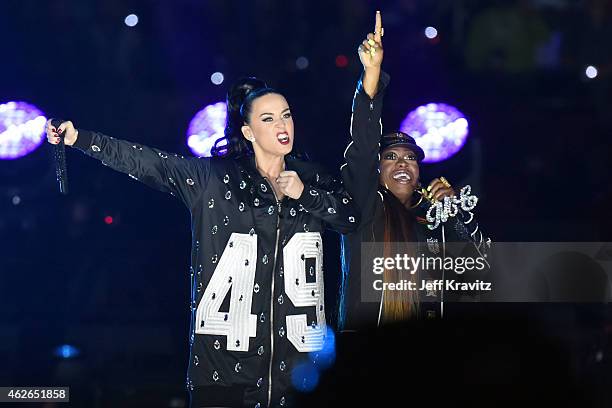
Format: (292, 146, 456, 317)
(71, 130, 358, 407)
(338, 72, 490, 331)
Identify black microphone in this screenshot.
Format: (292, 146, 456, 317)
(50, 118, 68, 194)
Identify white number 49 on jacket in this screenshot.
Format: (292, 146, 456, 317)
(195, 232, 326, 353)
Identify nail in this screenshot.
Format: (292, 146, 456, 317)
(426, 185, 432, 192)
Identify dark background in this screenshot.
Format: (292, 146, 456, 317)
(1, 0, 611, 406)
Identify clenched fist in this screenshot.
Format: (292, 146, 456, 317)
(275, 171, 304, 199)
(46, 119, 78, 146)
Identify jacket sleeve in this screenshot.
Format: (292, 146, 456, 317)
(71, 129, 211, 209)
(295, 169, 359, 234)
(453, 209, 492, 260)
(340, 70, 390, 226)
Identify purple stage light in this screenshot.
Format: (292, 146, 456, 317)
(0, 101, 47, 160)
(187, 101, 227, 157)
(399, 103, 469, 163)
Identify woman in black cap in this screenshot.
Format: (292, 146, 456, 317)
(338, 11, 490, 330)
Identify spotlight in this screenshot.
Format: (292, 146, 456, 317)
(0, 101, 46, 160)
(54, 345, 80, 359)
(187, 102, 227, 157)
(400, 103, 469, 163)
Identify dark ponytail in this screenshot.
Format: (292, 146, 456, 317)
(211, 77, 279, 159)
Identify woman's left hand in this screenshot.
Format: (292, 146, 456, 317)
(276, 171, 305, 199)
(427, 178, 455, 202)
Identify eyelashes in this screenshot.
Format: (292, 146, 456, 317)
(261, 112, 292, 122)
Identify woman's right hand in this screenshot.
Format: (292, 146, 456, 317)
(358, 11, 384, 71)
(46, 119, 78, 146)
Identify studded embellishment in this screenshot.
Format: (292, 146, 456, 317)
(279, 266, 284, 276)
(240, 180, 247, 189)
(260, 183, 267, 192)
(255, 403, 261, 408)
(279, 326, 285, 337)
(309, 189, 318, 196)
(131, 145, 142, 150)
(262, 254, 269, 264)
(260, 312, 265, 323)
(342, 197, 350, 204)
(427, 237, 440, 254)
(128, 174, 138, 180)
(186, 178, 195, 186)
(212, 371, 219, 381)
(158, 152, 167, 159)
(225, 191, 232, 200)
(257, 345, 264, 356)
(91, 145, 101, 152)
(348, 216, 355, 223)
(253, 198, 260, 206)
(303, 224, 309, 232)
(249, 228, 255, 236)
(328, 207, 336, 214)
(267, 205, 275, 215)
(278, 294, 284, 304)
(197, 282, 203, 292)
(194, 355, 199, 366)
(211, 254, 218, 264)
(235, 362, 242, 373)
(279, 361, 286, 371)
(295, 278, 299, 285)
(257, 378, 263, 388)
(214, 340, 221, 350)
(239, 202, 245, 212)
(309, 266, 314, 276)
(168, 177, 175, 184)
(223, 216, 229, 226)
(208, 198, 214, 208)
(211, 225, 218, 234)
(245, 259, 249, 266)
(280, 397, 286, 406)
(223, 174, 229, 183)
(254, 283, 260, 293)
(290, 208, 297, 217)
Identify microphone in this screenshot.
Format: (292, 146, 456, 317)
(50, 118, 68, 194)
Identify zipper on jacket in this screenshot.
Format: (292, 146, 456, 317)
(264, 177, 282, 408)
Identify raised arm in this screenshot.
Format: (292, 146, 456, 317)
(46, 120, 210, 209)
(341, 11, 389, 223)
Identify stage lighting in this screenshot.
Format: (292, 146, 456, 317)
(211, 72, 224, 85)
(400, 103, 469, 163)
(125, 14, 138, 27)
(0, 101, 46, 160)
(425, 26, 438, 39)
(585, 65, 598, 79)
(296, 56, 309, 70)
(187, 102, 227, 157)
(54, 344, 80, 359)
(291, 362, 320, 393)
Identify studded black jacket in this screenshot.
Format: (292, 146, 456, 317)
(338, 72, 491, 331)
(71, 130, 358, 407)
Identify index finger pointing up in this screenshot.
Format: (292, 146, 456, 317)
(374, 10, 383, 43)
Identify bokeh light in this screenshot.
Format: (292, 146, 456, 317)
(335, 55, 348, 68)
(187, 102, 227, 157)
(124, 14, 138, 27)
(291, 362, 320, 393)
(400, 103, 469, 163)
(54, 344, 80, 359)
(296, 56, 309, 70)
(211, 72, 224, 85)
(0, 101, 46, 160)
(585, 65, 598, 79)
(425, 26, 438, 39)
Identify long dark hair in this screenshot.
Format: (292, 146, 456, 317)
(211, 77, 279, 159)
(379, 186, 420, 323)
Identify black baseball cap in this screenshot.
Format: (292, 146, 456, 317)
(380, 131, 425, 162)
